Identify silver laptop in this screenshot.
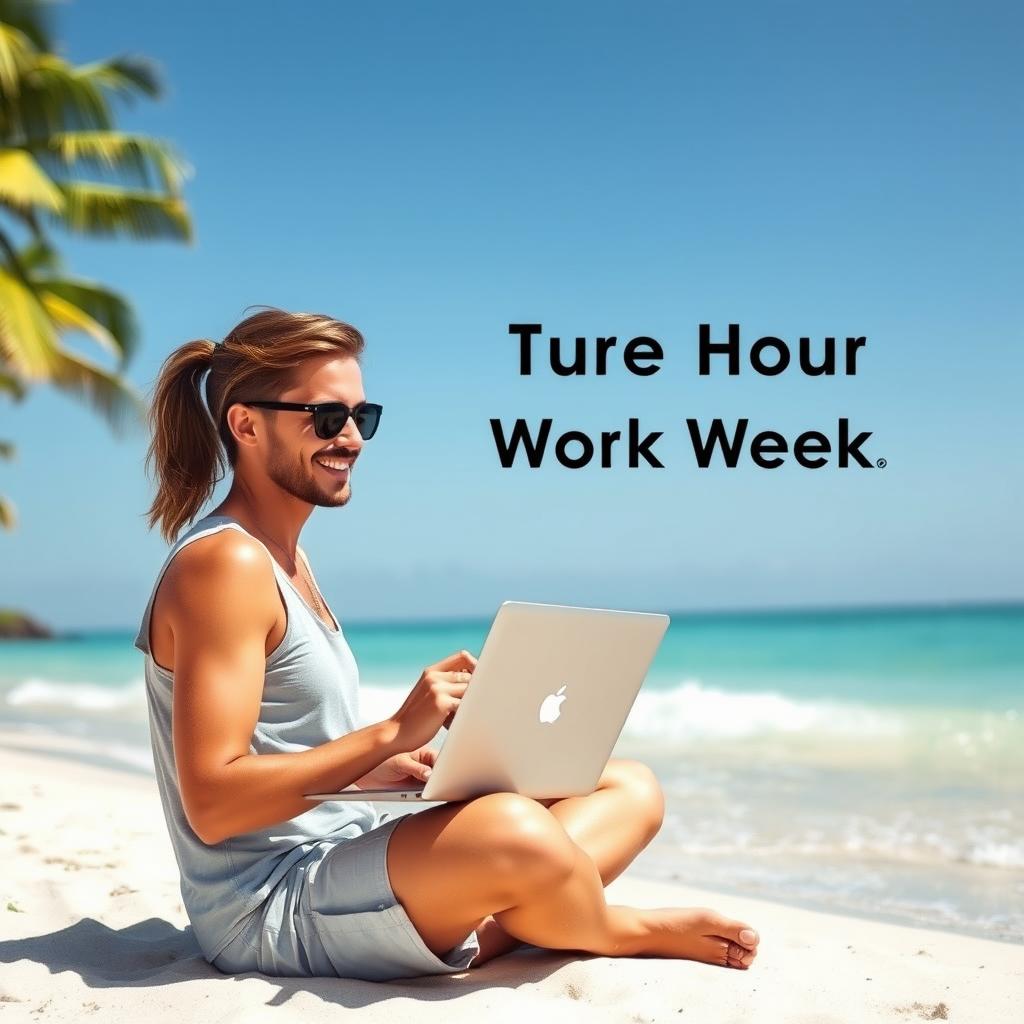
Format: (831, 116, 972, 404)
(304, 600, 670, 803)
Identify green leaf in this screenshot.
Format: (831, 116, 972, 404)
(0, 21, 38, 101)
(0, 263, 60, 377)
(35, 276, 139, 363)
(0, 366, 27, 399)
(36, 130, 193, 194)
(45, 343, 148, 438)
(0, 146, 64, 211)
(73, 54, 163, 102)
(49, 181, 192, 241)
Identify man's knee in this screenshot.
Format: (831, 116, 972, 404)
(459, 792, 577, 896)
(604, 758, 665, 839)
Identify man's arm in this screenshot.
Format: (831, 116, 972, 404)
(166, 533, 400, 846)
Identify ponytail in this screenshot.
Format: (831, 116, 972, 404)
(142, 339, 224, 544)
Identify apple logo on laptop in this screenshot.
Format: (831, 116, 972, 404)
(539, 684, 568, 724)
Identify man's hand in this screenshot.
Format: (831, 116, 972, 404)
(352, 746, 438, 790)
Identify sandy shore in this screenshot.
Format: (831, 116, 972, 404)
(1, 729, 1021, 1023)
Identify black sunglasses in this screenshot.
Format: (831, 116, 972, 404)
(239, 400, 383, 440)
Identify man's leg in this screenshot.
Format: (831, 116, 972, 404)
(473, 758, 665, 962)
(384, 761, 760, 970)
(538, 758, 666, 882)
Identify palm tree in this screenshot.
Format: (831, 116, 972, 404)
(0, 0, 193, 529)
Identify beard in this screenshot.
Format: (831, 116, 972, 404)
(265, 441, 353, 508)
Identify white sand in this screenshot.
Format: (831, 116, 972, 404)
(1, 729, 1021, 1023)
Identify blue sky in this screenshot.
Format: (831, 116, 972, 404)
(2, 0, 1021, 629)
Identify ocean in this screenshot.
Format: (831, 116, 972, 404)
(2, 602, 1021, 944)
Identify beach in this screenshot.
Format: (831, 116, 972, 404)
(3, 606, 1022, 943)
(2, 730, 1021, 1024)
(1, 1, 1020, 1018)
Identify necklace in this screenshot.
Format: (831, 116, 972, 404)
(296, 550, 332, 625)
(249, 524, 333, 628)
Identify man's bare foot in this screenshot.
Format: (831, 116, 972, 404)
(629, 906, 760, 969)
(472, 907, 759, 971)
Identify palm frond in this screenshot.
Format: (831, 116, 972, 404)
(10, 52, 114, 136)
(48, 180, 192, 241)
(73, 54, 163, 102)
(36, 130, 193, 194)
(35, 275, 138, 363)
(0, 438, 15, 458)
(39, 289, 119, 358)
(0, 5, 190, 470)
(0, 265, 142, 386)
(0, 21, 37, 101)
(12, 235, 60, 272)
(46, 343, 148, 439)
(0, 263, 60, 377)
(0, 146, 64, 211)
(0, 193, 44, 241)
(0, 365, 28, 399)
(0, 0, 54, 52)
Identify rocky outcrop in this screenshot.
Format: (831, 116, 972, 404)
(0, 609, 55, 639)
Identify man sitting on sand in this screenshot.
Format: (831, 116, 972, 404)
(132, 305, 761, 981)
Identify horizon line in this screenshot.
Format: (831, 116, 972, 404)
(48, 594, 1024, 637)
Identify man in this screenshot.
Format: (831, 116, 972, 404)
(136, 307, 760, 979)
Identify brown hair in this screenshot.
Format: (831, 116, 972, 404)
(141, 305, 365, 544)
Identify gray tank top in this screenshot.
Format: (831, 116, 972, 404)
(132, 512, 387, 964)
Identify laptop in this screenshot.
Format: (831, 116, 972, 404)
(303, 600, 670, 803)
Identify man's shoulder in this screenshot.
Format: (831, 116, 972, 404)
(162, 528, 275, 604)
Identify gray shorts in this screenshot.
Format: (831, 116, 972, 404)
(212, 813, 481, 982)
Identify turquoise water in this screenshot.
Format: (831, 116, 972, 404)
(2, 602, 1022, 942)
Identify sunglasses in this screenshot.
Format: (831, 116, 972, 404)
(239, 400, 383, 440)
